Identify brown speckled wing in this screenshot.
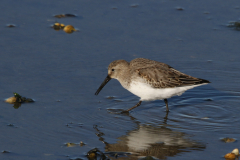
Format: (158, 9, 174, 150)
(130, 58, 210, 88)
(130, 58, 170, 70)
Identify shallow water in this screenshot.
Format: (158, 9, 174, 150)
(0, 0, 240, 159)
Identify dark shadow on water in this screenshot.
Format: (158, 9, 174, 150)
(12, 102, 22, 109)
(107, 108, 125, 114)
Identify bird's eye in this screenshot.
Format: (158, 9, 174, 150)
(112, 69, 115, 71)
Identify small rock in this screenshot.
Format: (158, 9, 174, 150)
(2, 150, 10, 153)
(231, 148, 239, 156)
(5, 97, 17, 103)
(63, 25, 77, 33)
(224, 153, 236, 159)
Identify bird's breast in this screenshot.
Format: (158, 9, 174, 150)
(128, 80, 207, 101)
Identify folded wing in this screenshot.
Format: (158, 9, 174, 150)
(131, 58, 210, 88)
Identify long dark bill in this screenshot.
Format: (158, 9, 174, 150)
(95, 75, 111, 95)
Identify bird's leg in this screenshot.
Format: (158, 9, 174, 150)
(121, 101, 142, 113)
(164, 99, 169, 112)
(126, 101, 142, 112)
(163, 111, 169, 124)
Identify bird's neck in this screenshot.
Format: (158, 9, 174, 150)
(117, 69, 131, 89)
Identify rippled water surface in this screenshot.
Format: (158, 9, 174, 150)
(0, 0, 240, 159)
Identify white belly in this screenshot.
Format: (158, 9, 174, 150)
(128, 80, 207, 101)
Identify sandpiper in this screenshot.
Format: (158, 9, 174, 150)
(95, 58, 210, 112)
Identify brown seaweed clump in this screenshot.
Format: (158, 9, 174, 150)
(52, 23, 65, 30)
(5, 92, 34, 103)
(221, 137, 236, 143)
(5, 92, 34, 109)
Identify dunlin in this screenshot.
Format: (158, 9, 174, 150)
(95, 58, 210, 112)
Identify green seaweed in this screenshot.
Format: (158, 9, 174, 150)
(13, 92, 34, 103)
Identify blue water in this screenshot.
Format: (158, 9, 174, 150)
(0, 0, 240, 159)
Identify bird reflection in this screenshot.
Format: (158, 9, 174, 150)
(93, 112, 205, 159)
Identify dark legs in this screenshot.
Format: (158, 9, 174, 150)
(126, 101, 142, 112)
(121, 101, 142, 113)
(164, 99, 169, 112)
(122, 99, 169, 114)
